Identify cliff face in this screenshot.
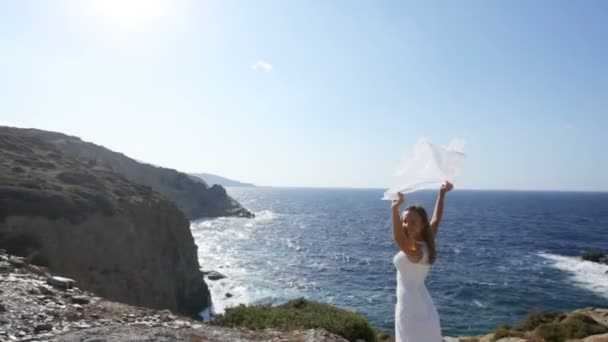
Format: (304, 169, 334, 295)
(0, 126, 209, 316)
(0, 249, 348, 342)
(17, 128, 253, 220)
(190, 172, 256, 187)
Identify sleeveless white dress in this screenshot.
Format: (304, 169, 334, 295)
(393, 242, 442, 342)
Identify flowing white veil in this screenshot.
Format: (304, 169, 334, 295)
(383, 138, 466, 200)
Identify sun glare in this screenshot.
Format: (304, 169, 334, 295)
(82, 0, 172, 28)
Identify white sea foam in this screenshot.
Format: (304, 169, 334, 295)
(192, 209, 288, 316)
(254, 210, 275, 221)
(473, 299, 487, 308)
(538, 252, 608, 299)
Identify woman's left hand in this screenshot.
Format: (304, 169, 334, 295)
(440, 181, 454, 194)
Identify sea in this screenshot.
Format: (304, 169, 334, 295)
(191, 187, 608, 337)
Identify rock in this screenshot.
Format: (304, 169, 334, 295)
(225, 293, 233, 298)
(190, 173, 255, 188)
(38, 285, 54, 296)
(583, 250, 608, 264)
(53, 325, 348, 341)
(583, 333, 608, 342)
(34, 323, 53, 333)
(26, 264, 50, 277)
(304, 329, 349, 342)
(158, 309, 176, 322)
(19, 127, 253, 220)
(479, 334, 494, 342)
(572, 308, 608, 329)
(173, 320, 191, 328)
(47, 277, 76, 289)
(71, 296, 90, 305)
(0, 127, 210, 317)
(206, 271, 227, 281)
(0, 303, 6, 312)
(8, 257, 26, 268)
(379, 332, 395, 341)
(37, 333, 56, 340)
(495, 338, 527, 342)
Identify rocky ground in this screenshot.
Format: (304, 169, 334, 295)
(2, 250, 608, 342)
(440, 308, 608, 342)
(0, 249, 346, 342)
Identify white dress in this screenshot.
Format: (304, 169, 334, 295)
(393, 242, 442, 342)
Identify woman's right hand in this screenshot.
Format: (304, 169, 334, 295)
(392, 192, 404, 208)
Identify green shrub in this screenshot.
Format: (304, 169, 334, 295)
(213, 298, 377, 342)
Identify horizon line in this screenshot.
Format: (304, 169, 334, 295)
(225, 185, 608, 194)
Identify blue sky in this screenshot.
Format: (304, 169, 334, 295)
(1, 1, 607, 190)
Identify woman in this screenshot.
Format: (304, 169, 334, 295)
(392, 181, 453, 342)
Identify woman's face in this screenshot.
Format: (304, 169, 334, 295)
(403, 209, 423, 238)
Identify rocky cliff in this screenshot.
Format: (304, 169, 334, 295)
(190, 172, 256, 188)
(0, 126, 209, 317)
(15, 127, 253, 220)
(0, 249, 347, 341)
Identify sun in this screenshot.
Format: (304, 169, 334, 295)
(82, 0, 172, 28)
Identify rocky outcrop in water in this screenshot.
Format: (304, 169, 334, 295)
(0, 127, 209, 317)
(14, 127, 253, 220)
(583, 250, 608, 265)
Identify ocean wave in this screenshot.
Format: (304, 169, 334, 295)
(473, 299, 487, 308)
(254, 210, 276, 221)
(206, 277, 253, 314)
(283, 238, 301, 251)
(465, 280, 498, 287)
(538, 252, 608, 299)
(309, 261, 327, 271)
(191, 209, 284, 317)
(191, 209, 276, 229)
